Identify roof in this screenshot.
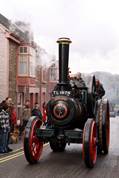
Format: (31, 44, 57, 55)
(0, 13, 10, 29)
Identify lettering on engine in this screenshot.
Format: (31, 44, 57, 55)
(52, 90, 71, 96)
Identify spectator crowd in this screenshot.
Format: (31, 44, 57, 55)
(0, 98, 47, 154)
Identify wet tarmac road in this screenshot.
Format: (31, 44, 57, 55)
(0, 117, 119, 178)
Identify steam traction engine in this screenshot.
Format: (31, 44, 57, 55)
(24, 38, 110, 168)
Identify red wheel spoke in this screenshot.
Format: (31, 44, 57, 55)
(25, 119, 43, 162)
(92, 137, 96, 146)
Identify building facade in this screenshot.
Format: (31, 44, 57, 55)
(8, 34, 20, 106)
(0, 13, 58, 119)
(17, 43, 40, 117)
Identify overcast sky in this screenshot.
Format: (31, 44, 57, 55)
(1, 0, 119, 74)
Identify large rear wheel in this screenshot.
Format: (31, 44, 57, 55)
(24, 116, 43, 164)
(82, 119, 97, 168)
(97, 99, 110, 154)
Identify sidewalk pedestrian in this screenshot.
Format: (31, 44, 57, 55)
(0, 101, 10, 153)
(31, 103, 42, 121)
(20, 100, 31, 137)
(5, 97, 15, 150)
(8, 103, 17, 133)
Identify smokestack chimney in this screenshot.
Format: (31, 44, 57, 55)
(57, 37, 72, 85)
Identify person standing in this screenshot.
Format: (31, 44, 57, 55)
(95, 79, 105, 99)
(5, 97, 16, 149)
(0, 101, 10, 153)
(8, 103, 17, 133)
(5, 97, 13, 130)
(5, 97, 12, 107)
(20, 100, 31, 135)
(31, 103, 42, 121)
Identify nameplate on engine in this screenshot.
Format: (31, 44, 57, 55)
(52, 90, 71, 96)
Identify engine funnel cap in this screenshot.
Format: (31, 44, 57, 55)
(57, 37, 72, 44)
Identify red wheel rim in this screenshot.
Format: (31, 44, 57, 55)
(90, 121, 97, 164)
(82, 120, 97, 165)
(29, 119, 43, 161)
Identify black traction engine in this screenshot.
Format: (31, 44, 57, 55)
(24, 37, 110, 168)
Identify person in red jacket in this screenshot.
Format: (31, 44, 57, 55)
(8, 103, 17, 133)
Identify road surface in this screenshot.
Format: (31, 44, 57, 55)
(0, 117, 119, 178)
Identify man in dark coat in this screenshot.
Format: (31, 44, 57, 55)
(31, 103, 42, 121)
(95, 79, 105, 99)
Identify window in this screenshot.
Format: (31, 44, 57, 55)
(18, 55, 28, 75)
(19, 46, 28, 53)
(30, 56, 35, 77)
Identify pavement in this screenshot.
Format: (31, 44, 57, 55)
(9, 140, 23, 150)
(0, 139, 23, 158)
